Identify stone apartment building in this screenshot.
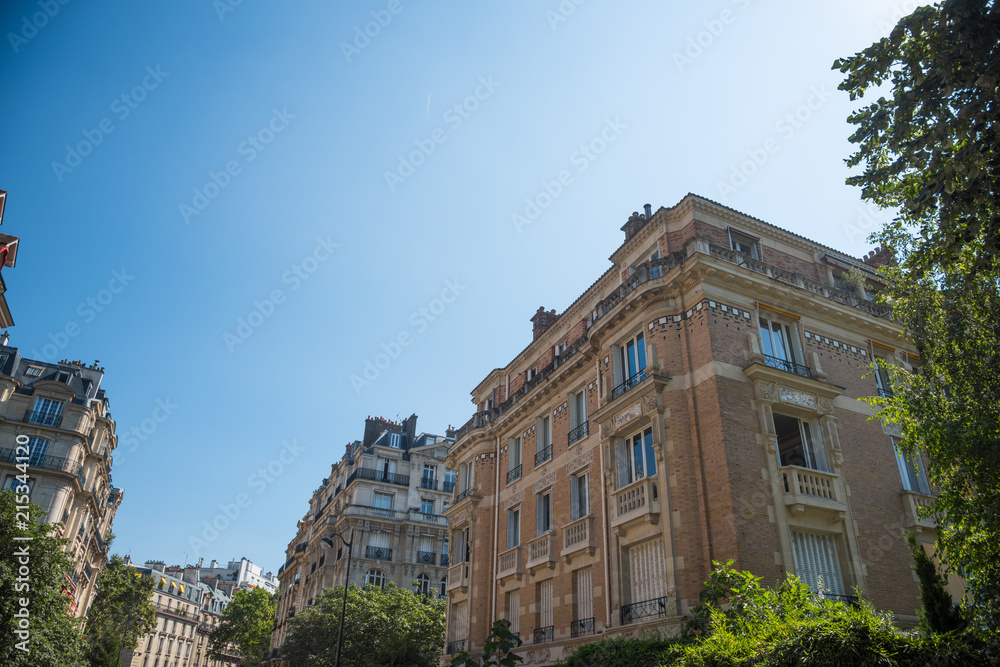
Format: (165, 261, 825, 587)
(121, 559, 241, 667)
(0, 188, 21, 328)
(0, 347, 124, 617)
(442, 193, 941, 664)
(269, 414, 456, 662)
(188, 557, 279, 596)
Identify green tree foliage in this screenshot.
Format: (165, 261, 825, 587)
(0, 490, 88, 667)
(282, 582, 445, 667)
(833, 0, 1000, 631)
(84, 554, 157, 666)
(208, 586, 275, 667)
(449, 618, 523, 667)
(553, 634, 674, 667)
(906, 532, 965, 636)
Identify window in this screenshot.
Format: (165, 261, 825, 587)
(570, 390, 587, 429)
(3, 475, 34, 496)
(372, 491, 393, 517)
(415, 573, 431, 596)
(440, 577, 447, 598)
(537, 579, 553, 638)
(536, 491, 551, 534)
(729, 229, 760, 258)
(377, 456, 397, 480)
(893, 437, 930, 494)
(774, 414, 828, 472)
(420, 498, 434, 514)
(442, 540, 449, 566)
(506, 590, 520, 636)
(506, 508, 520, 549)
(422, 464, 436, 488)
(535, 415, 552, 465)
(614, 332, 647, 396)
(790, 530, 845, 596)
(507, 436, 522, 483)
(570, 472, 589, 521)
(30, 398, 64, 426)
(25, 436, 49, 466)
(365, 569, 386, 588)
(616, 427, 656, 488)
(456, 527, 470, 563)
(758, 314, 806, 374)
(444, 469, 457, 492)
(459, 462, 473, 492)
(25, 365, 42, 377)
(872, 348, 894, 398)
(573, 568, 594, 635)
(56, 371, 71, 383)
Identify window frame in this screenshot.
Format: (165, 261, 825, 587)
(613, 331, 648, 392)
(893, 437, 930, 494)
(757, 312, 805, 369)
(536, 490, 552, 535)
(506, 507, 520, 549)
(570, 471, 589, 521)
(729, 228, 760, 259)
(365, 569, 387, 588)
(773, 412, 829, 472)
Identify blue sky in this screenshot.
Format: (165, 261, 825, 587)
(0, 0, 918, 574)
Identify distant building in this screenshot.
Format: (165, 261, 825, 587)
(121, 559, 241, 667)
(0, 348, 122, 617)
(176, 557, 278, 596)
(0, 188, 22, 328)
(268, 414, 455, 663)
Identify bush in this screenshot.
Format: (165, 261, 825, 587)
(554, 634, 678, 667)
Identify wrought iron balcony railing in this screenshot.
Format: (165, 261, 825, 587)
(612, 372, 646, 399)
(532, 626, 553, 644)
(416, 551, 436, 565)
(0, 447, 81, 476)
(24, 410, 63, 428)
(420, 477, 438, 490)
(446, 640, 465, 655)
(365, 546, 392, 561)
(456, 488, 472, 502)
(440, 554, 449, 567)
(506, 465, 522, 484)
(620, 595, 674, 625)
(570, 617, 594, 638)
(346, 467, 410, 488)
(534, 446, 552, 466)
(761, 354, 812, 378)
(568, 421, 589, 445)
(443, 480, 456, 493)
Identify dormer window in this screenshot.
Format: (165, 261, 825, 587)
(25, 366, 42, 377)
(729, 229, 759, 259)
(56, 371, 70, 384)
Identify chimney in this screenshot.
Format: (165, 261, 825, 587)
(621, 210, 647, 242)
(531, 307, 559, 341)
(862, 245, 894, 268)
(644, 203, 652, 219)
(210, 560, 218, 569)
(0, 331, 8, 346)
(198, 557, 204, 568)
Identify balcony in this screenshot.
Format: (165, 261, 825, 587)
(780, 466, 845, 515)
(761, 355, 812, 379)
(611, 477, 660, 531)
(612, 372, 646, 399)
(443, 480, 456, 493)
(534, 445, 552, 466)
(345, 467, 410, 488)
(570, 617, 594, 638)
(447, 562, 470, 592)
(620, 595, 676, 625)
(532, 626, 553, 644)
(506, 465, 522, 484)
(901, 491, 940, 531)
(497, 546, 523, 581)
(418, 511, 447, 525)
(446, 640, 465, 655)
(526, 533, 556, 572)
(365, 546, 392, 561)
(441, 554, 449, 567)
(0, 447, 81, 476)
(416, 550, 436, 566)
(455, 488, 474, 503)
(420, 478, 438, 491)
(561, 515, 596, 562)
(24, 409, 63, 428)
(568, 421, 589, 445)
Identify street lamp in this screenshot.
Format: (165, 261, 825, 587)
(320, 528, 354, 667)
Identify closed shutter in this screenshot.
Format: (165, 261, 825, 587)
(616, 440, 630, 488)
(791, 530, 845, 596)
(575, 567, 593, 621)
(369, 532, 390, 549)
(629, 539, 666, 603)
(452, 601, 469, 641)
(540, 579, 553, 628)
(507, 590, 519, 634)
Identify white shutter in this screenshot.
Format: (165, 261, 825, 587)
(570, 475, 580, 520)
(419, 536, 432, 553)
(616, 440, 630, 488)
(540, 579, 553, 628)
(452, 601, 469, 641)
(629, 539, 666, 603)
(369, 532, 390, 549)
(575, 567, 593, 621)
(791, 530, 845, 596)
(508, 590, 520, 634)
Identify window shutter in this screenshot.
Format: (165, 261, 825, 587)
(540, 579, 553, 627)
(575, 567, 593, 621)
(616, 440, 630, 488)
(570, 476, 580, 521)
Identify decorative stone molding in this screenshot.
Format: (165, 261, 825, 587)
(779, 386, 817, 409)
(881, 421, 903, 438)
(533, 472, 556, 492)
(525, 648, 551, 664)
(818, 396, 835, 415)
(613, 402, 643, 431)
(503, 489, 524, 509)
(756, 382, 778, 402)
(642, 393, 659, 413)
(565, 449, 594, 474)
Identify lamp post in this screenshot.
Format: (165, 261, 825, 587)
(320, 528, 354, 667)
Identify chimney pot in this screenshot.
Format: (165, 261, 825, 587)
(644, 203, 652, 218)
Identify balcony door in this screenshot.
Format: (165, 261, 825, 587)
(759, 316, 804, 369)
(628, 538, 667, 605)
(615, 333, 647, 387)
(773, 414, 829, 472)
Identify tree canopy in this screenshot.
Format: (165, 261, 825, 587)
(282, 582, 445, 667)
(834, 0, 1000, 631)
(84, 554, 157, 666)
(0, 490, 88, 667)
(208, 586, 275, 667)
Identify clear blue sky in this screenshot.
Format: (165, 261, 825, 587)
(0, 0, 916, 574)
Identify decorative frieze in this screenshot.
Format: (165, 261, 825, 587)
(565, 449, 594, 474)
(533, 472, 556, 492)
(614, 402, 642, 431)
(779, 387, 817, 409)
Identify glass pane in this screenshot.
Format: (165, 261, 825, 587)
(643, 429, 656, 477)
(627, 340, 637, 378)
(770, 322, 787, 361)
(636, 334, 646, 374)
(759, 319, 774, 357)
(633, 435, 644, 479)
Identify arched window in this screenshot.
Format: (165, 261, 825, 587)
(439, 577, 447, 598)
(414, 573, 431, 596)
(365, 569, 386, 588)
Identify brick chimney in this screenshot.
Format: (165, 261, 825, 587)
(531, 307, 559, 341)
(861, 245, 894, 269)
(621, 205, 652, 242)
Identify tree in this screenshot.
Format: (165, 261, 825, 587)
(906, 531, 965, 636)
(833, 0, 1000, 631)
(282, 582, 445, 667)
(0, 490, 88, 666)
(450, 619, 523, 667)
(208, 586, 275, 667)
(84, 554, 157, 666)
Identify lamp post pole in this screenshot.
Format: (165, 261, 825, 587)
(322, 528, 354, 667)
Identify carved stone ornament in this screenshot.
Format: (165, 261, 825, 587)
(756, 382, 778, 402)
(599, 420, 613, 439)
(642, 393, 659, 413)
(503, 489, 524, 509)
(533, 472, 556, 492)
(779, 386, 816, 409)
(881, 421, 903, 438)
(817, 397, 835, 415)
(565, 449, 594, 474)
(525, 648, 551, 665)
(613, 402, 643, 431)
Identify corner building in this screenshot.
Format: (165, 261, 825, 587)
(442, 194, 939, 664)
